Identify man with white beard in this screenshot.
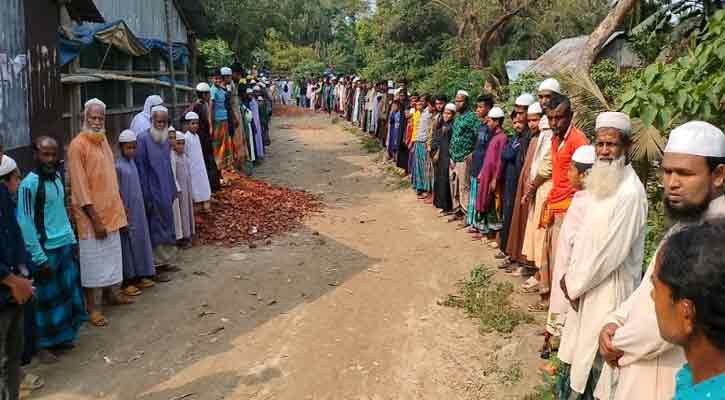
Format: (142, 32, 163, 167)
(594, 121, 725, 400)
(67, 99, 130, 327)
(134, 106, 179, 272)
(556, 112, 648, 399)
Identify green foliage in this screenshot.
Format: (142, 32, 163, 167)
(619, 10, 725, 132)
(291, 59, 327, 81)
(443, 265, 534, 334)
(415, 57, 491, 101)
(590, 59, 627, 107)
(264, 29, 320, 73)
(198, 38, 235, 71)
(502, 72, 544, 112)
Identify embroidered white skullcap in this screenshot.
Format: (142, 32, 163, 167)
(527, 102, 543, 114)
(118, 129, 137, 143)
(515, 93, 536, 107)
(196, 82, 211, 92)
(168, 125, 176, 132)
(488, 107, 505, 119)
(538, 78, 561, 94)
(572, 145, 596, 165)
(665, 121, 725, 157)
(456, 90, 469, 98)
(220, 67, 232, 76)
(596, 112, 631, 135)
(84, 98, 106, 110)
(151, 105, 168, 114)
(444, 103, 456, 112)
(185, 111, 199, 120)
(0, 155, 17, 177)
(246, 88, 253, 94)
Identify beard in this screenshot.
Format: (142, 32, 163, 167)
(583, 156, 626, 199)
(81, 124, 106, 143)
(664, 195, 711, 223)
(150, 127, 167, 143)
(36, 161, 58, 178)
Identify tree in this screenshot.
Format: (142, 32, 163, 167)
(580, 0, 640, 71)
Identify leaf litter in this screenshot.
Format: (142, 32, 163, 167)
(196, 172, 323, 246)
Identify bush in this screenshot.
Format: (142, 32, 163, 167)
(198, 38, 235, 71)
(414, 57, 491, 101)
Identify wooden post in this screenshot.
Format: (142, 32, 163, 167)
(164, 0, 178, 121)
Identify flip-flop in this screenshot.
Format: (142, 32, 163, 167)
(105, 293, 135, 306)
(137, 278, 156, 289)
(528, 302, 549, 313)
(89, 311, 108, 327)
(122, 285, 142, 297)
(20, 373, 44, 391)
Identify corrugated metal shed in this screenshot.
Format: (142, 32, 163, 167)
(524, 32, 642, 76)
(91, 0, 189, 43)
(0, 0, 31, 151)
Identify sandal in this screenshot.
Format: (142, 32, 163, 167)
(89, 311, 108, 327)
(20, 372, 44, 391)
(105, 293, 135, 306)
(489, 241, 500, 249)
(122, 285, 142, 297)
(528, 302, 549, 313)
(137, 278, 156, 289)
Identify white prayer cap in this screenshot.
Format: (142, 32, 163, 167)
(488, 107, 505, 119)
(253, 85, 261, 91)
(572, 145, 596, 165)
(246, 88, 253, 94)
(250, 80, 257, 84)
(151, 105, 168, 114)
(185, 111, 199, 120)
(84, 98, 106, 110)
(527, 102, 543, 114)
(220, 67, 232, 76)
(595, 111, 631, 135)
(118, 129, 137, 143)
(456, 90, 469, 98)
(168, 125, 176, 132)
(393, 88, 402, 95)
(515, 93, 536, 107)
(0, 155, 17, 178)
(196, 82, 211, 92)
(665, 121, 725, 158)
(444, 103, 456, 112)
(260, 83, 267, 88)
(353, 77, 360, 82)
(538, 78, 561, 94)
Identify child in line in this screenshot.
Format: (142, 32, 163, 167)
(115, 130, 156, 296)
(169, 128, 195, 248)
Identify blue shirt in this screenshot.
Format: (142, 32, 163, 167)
(210, 85, 228, 121)
(16, 172, 76, 266)
(675, 364, 725, 400)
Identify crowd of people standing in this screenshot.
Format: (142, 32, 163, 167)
(290, 73, 725, 400)
(0, 65, 277, 398)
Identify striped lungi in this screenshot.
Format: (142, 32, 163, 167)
(32, 245, 87, 348)
(79, 230, 123, 288)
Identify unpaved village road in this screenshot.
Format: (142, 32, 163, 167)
(32, 111, 544, 400)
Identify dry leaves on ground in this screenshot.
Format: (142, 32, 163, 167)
(196, 172, 323, 246)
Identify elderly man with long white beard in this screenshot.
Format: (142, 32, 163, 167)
(594, 121, 725, 400)
(67, 99, 130, 327)
(556, 112, 648, 399)
(134, 105, 179, 273)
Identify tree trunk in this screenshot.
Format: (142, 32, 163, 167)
(475, 3, 530, 67)
(580, 0, 639, 71)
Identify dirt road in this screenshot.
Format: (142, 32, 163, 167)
(32, 111, 543, 400)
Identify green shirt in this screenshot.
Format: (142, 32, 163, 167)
(449, 110, 481, 162)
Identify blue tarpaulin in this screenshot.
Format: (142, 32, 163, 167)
(59, 20, 189, 66)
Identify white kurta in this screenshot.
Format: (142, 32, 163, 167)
(546, 190, 590, 336)
(558, 165, 648, 395)
(594, 195, 725, 400)
(184, 131, 212, 202)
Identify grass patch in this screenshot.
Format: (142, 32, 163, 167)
(522, 355, 560, 400)
(360, 135, 383, 153)
(443, 265, 534, 334)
